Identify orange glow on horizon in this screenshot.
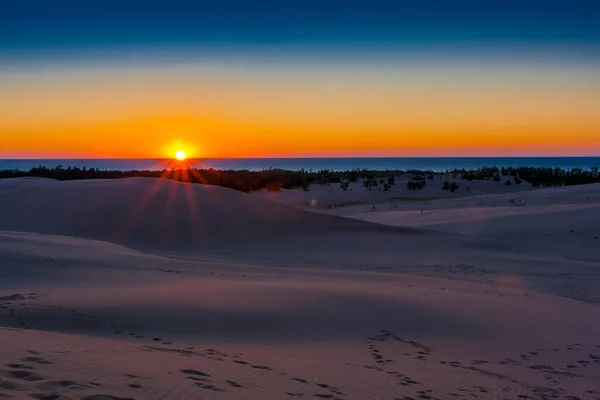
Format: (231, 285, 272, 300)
(1, 62, 599, 158)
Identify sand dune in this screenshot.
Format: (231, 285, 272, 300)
(2, 178, 600, 399)
(0, 178, 524, 270)
(251, 174, 536, 212)
(347, 184, 600, 260)
(2, 232, 600, 400)
(0, 178, 414, 255)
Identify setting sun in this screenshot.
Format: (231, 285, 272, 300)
(175, 150, 187, 160)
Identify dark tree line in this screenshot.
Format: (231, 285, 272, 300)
(455, 166, 599, 187)
(0, 166, 401, 193)
(2, 165, 598, 192)
(501, 167, 599, 187)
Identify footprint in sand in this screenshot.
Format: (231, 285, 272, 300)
(178, 370, 228, 392)
(5, 370, 45, 382)
(127, 384, 142, 389)
(251, 365, 272, 370)
(195, 384, 225, 392)
(36, 380, 92, 391)
(29, 394, 62, 400)
(179, 369, 210, 377)
(186, 376, 211, 383)
(6, 364, 34, 370)
(0, 380, 19, 390)
(21, 357, 52, 365)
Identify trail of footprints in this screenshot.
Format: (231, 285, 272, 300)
(1, 293, 174, 345)
(6, 294, 600, 399)
(362, 330, 431, 389)
(164, 348, 346, 398)
(2, 293, 349, 399)
(0, 349, 348, 399)
(23, 256, 295, 282)
(0, 294, 45, 330)
(130, 343, 347, 399)
(0, 352, 135, 400)
(157, 267, 294, 281)
(359, 329, 600, 400)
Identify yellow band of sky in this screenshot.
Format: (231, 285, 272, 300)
(1, 60, 599, 158)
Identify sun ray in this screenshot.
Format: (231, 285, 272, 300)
(118, 159, 178, 236)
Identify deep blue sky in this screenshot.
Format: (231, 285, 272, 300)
(2, 0, 599, 54)
(1, 1, 600, 158)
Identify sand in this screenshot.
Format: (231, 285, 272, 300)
(1, 177, 600, 400)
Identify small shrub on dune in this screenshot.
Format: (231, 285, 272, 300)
(442, 181, 459, 192)
(463, 171, 476, 181)
(363, 178, 378, 190)
(407, 179, 426, 190)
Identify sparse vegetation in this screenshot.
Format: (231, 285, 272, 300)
(0, 166, 400, 193)
(381, 174, 396, 191)
(462, 167, 499, 181)
(442, 181, 460, 192)
(407, 177, 427, 191)
(1, 165, 599, 193)
(456, 166, 600, 187)
(363, 178, 379, 190)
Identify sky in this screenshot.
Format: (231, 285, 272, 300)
(1, 0, 599, 158)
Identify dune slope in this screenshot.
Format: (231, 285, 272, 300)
(2, 232, 600, 400)
(1, 178, 600, 399)
(0, 178, 414, 254)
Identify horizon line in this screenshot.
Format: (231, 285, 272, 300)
(2, 155, 600, 161)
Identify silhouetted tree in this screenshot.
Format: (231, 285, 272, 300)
(2, 165, 599, 193)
